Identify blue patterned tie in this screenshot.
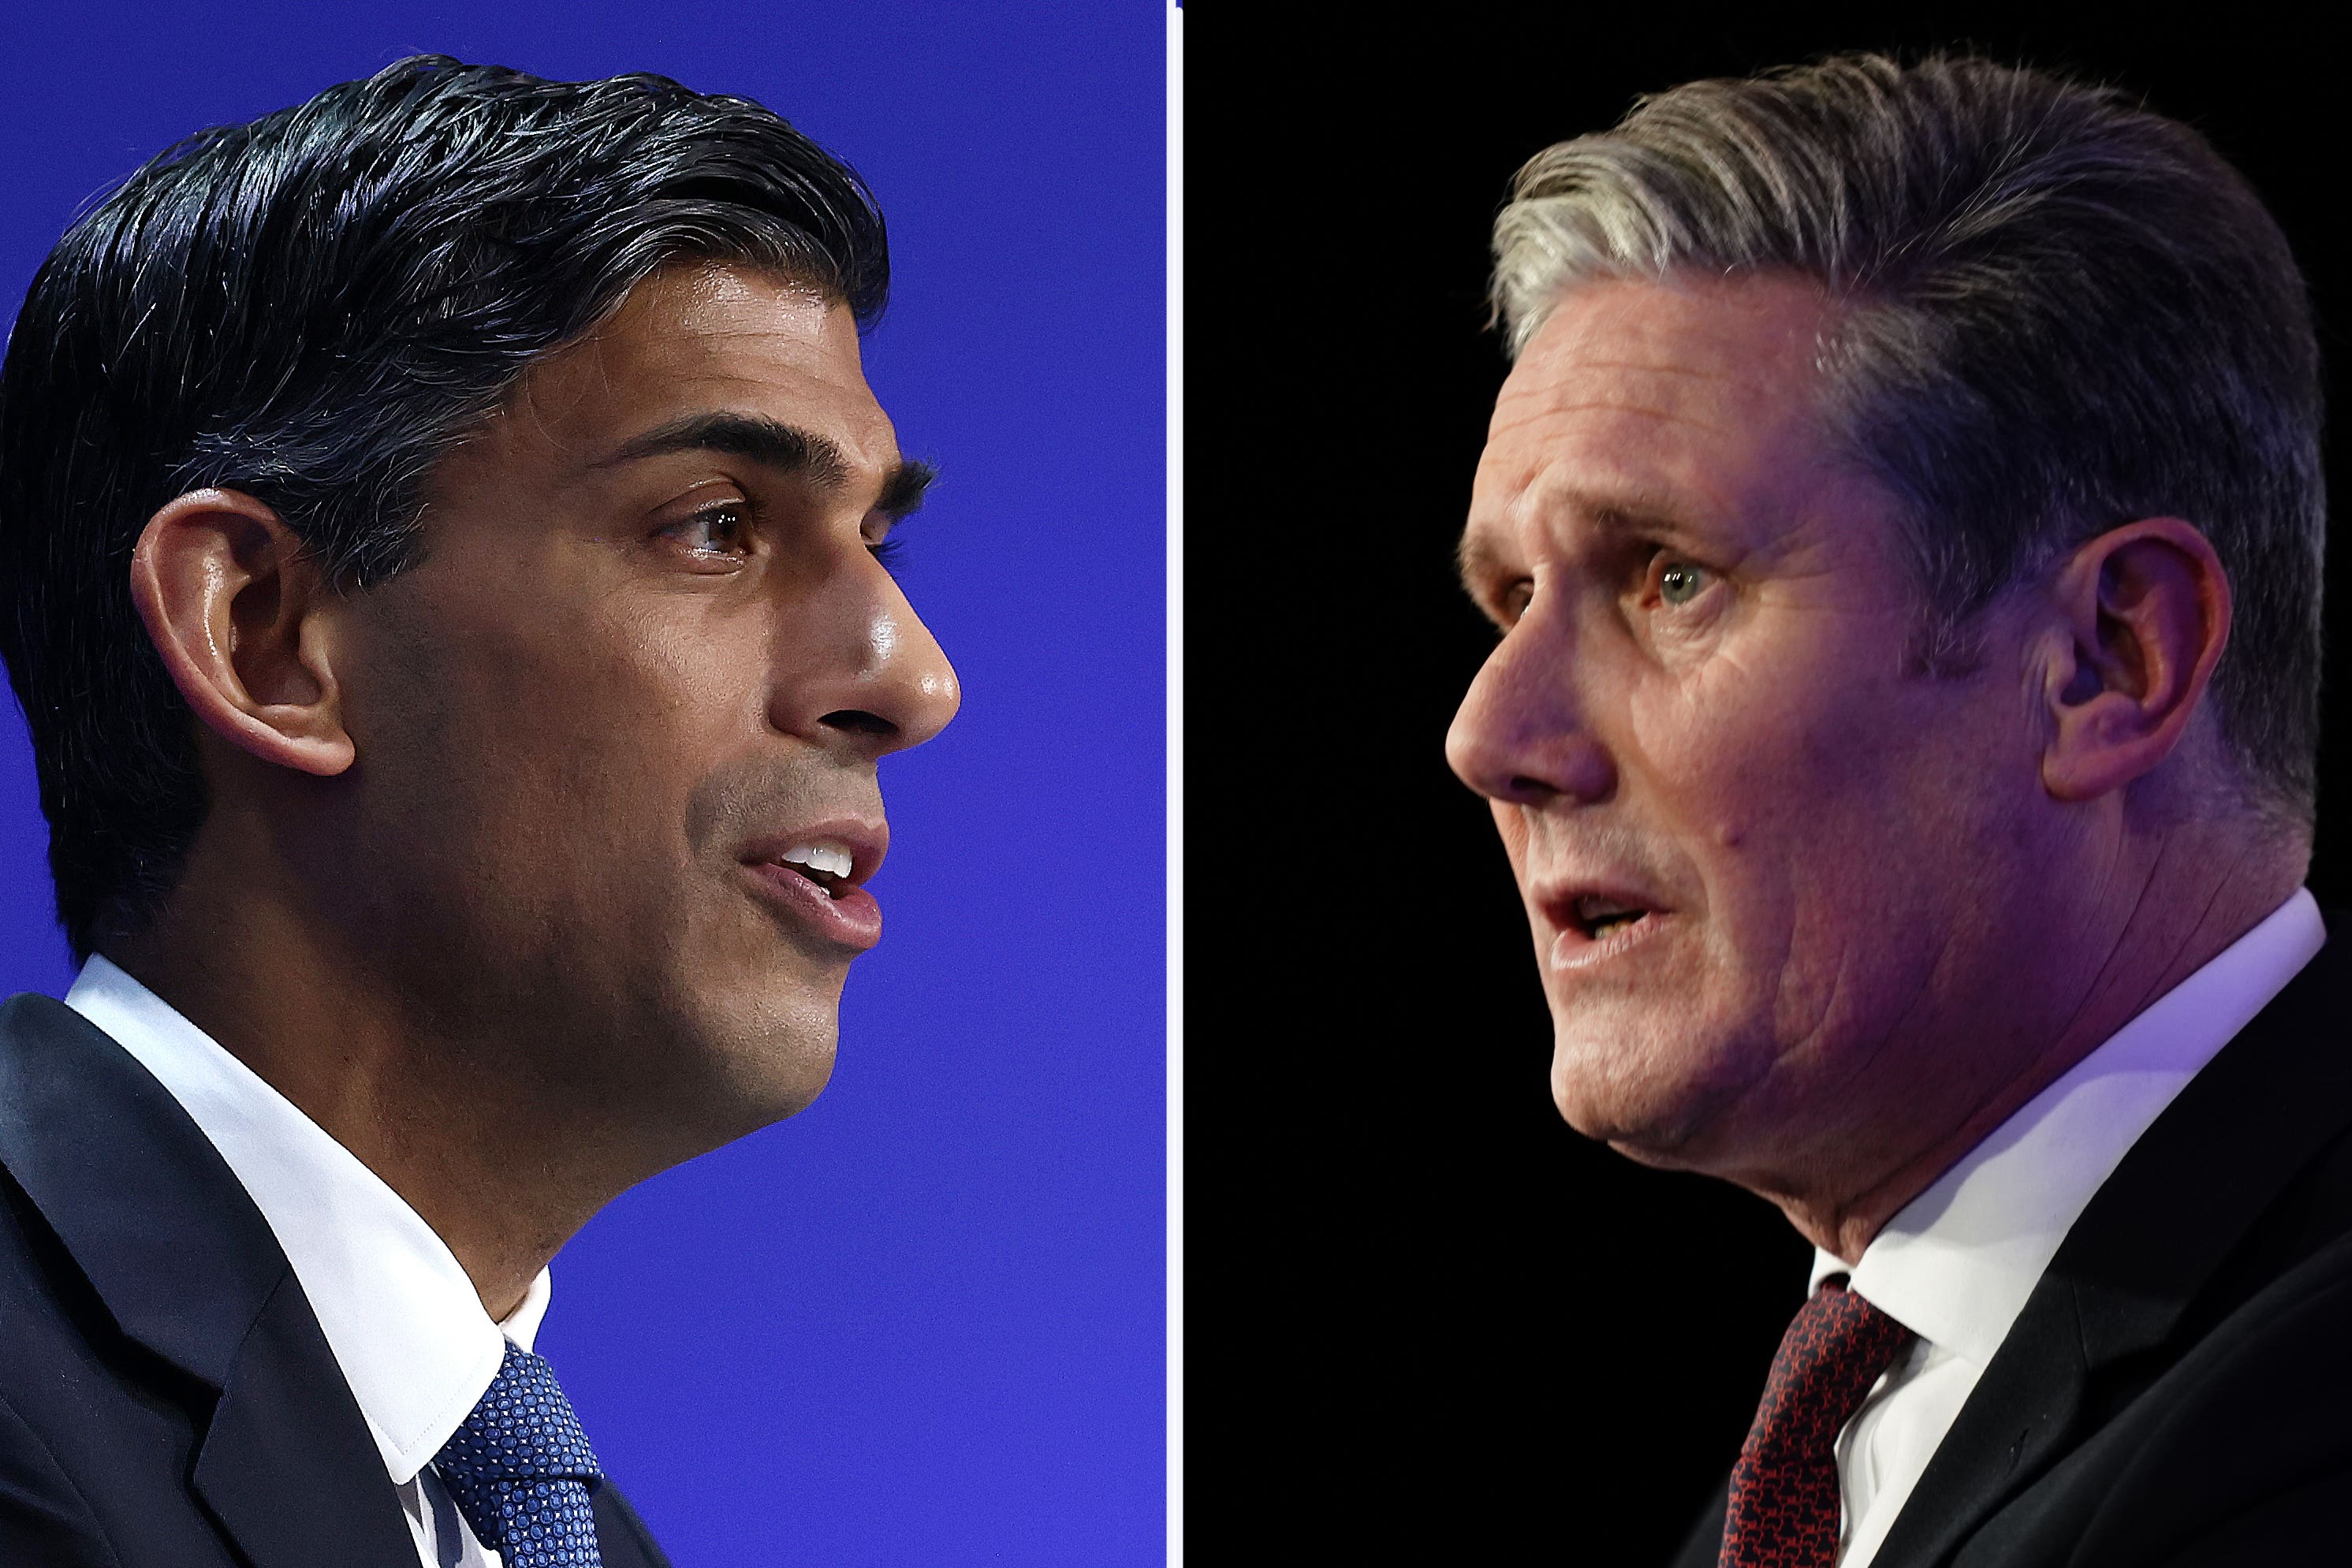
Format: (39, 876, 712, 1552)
(434, 1340, 606, 1568)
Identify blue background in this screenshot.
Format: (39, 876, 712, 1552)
(0, 4, 1165, 1562)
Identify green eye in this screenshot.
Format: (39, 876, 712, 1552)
(1658, 561, 1708, 606)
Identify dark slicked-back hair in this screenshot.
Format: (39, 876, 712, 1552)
(0, 55, 891, 960)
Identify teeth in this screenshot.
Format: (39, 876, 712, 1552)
(779, 844, 855, 881)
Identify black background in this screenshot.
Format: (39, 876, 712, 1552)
(1185, 6, 2352, 1561)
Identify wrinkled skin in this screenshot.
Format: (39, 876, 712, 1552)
(1445, 271, 2296, 1257)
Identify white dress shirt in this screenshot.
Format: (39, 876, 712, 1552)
(1814, 888, 2326, 1566)
(65, 955, 554, 1568)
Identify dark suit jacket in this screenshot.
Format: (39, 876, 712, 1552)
(0, 992, 672, 1566)
(1671, 931, 2352, 1567)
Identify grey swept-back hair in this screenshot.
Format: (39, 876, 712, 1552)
(1493, 53, 2324, 825)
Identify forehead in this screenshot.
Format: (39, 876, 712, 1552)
(489, 261, 898, 475)
(1467, 273, 1846, 553)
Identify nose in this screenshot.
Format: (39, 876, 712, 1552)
(1444, 611, 1614, 808)
(772, 549, 961, 757)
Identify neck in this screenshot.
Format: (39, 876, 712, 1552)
(1772, 814, 2307, 1265)
(105, 837, 623, 1320)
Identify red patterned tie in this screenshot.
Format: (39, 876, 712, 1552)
(1719, 1276, 1914, 1568)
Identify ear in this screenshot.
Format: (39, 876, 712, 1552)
(2039, 517, 2230, 803)
(128, 489, 356, 777)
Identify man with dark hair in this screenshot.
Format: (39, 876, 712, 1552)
(0, 55, 956, 1566)
(1448, 54, 2344, 1564)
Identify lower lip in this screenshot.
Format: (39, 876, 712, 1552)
(742, 862, 883, 951)
(1549, 911, 1669, 972)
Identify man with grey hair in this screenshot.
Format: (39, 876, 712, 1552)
(1446, 53, 2346, 1566)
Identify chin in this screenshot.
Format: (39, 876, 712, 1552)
(726, 1024, 840, 1124)
(668, 980, 843, 1133)
(1547, 1014, 1765, 1169)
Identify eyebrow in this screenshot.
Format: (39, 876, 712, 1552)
(1458, 489, 1705, 593)
(1456, 531, 1510, 596)
(595, 412, 936, 521)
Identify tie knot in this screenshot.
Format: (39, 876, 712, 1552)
(1719, 1277, 1914, 1568)
(1769, 1277, 1912, 1418)
(440, 1340, 603, 1484)
(434, 1340, 606, 1566)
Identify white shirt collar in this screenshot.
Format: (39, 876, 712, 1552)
(1812, 888, 2326, 1366)
(65, 955, 550, 1485)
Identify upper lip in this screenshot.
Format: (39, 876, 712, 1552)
(740, 818, 889, 888)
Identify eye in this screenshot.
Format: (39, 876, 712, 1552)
(1497, 581, 1533, 627)
(1655, 557, 1710, 608)
(665, 501, 751, 558)
(1467, 572, 1531, 630)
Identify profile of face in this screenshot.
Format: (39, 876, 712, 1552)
(1445, 274, 2092, 1194)
(306, 262, 959, 1151)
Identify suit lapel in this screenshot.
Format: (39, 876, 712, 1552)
(0, 993, 417, 1568)
(595, 1484, 679, 1568)
(1862, 1279, 2089, 1568)
(1872, 932, 2352, 1568)
(192, 1267, 422, 1568)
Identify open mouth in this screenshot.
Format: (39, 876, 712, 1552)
(771, 843, 857, 899)
(1569, 894, 1653, 941)
(737, 826, 885, 951)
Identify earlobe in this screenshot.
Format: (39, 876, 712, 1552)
(129, 489, 356, 778)
(2040, 519, 2230, 803)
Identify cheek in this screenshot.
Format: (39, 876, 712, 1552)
(362, 597, 736, 872)
(1620, 654, 1808, 840)
(621, 613, 769, 727)
(1620, 647, 1938, 965)
(467, 583, 759, 752)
